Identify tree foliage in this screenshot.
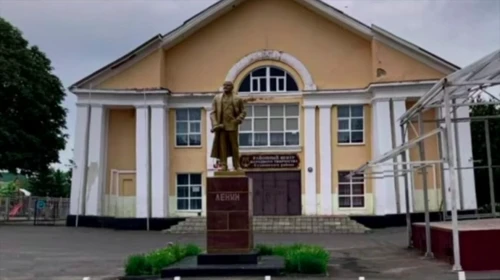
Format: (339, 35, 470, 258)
(27, 168, 71, 197)
(0, 17, 67, 175)
(470, 96, 500, 208)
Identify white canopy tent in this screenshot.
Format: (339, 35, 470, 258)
(348, 48, 500, 272)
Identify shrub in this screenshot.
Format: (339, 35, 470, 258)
(185, 243, 203, 256)
(255, 243, 330, 274)
(124, 244, 202, 276)
(124, 254, 149, 276)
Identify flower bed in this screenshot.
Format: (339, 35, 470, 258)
(124, 244, 202, 277)
(256, 243, 330, 275)
(123, 243, 330, 278)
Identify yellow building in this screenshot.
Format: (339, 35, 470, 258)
(67, 0, 477, 228)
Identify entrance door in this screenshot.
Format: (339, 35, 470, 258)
(247, 171, 301, 216)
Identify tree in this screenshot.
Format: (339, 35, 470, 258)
(0, 17, 67, 175)
(470, 96, 500, 209)
(27, 168, 71, 197)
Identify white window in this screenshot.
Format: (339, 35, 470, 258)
(337, 105, 364, 144)
(239, 104, 300, 147)
(338, 171, 365, 208)
(238, 66, 299, 93)
(176, 173, 202, 211)
(175, 108, 201, 146)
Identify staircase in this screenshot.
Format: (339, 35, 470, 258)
(163, 216, 371, 234)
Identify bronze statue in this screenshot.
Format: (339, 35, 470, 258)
(210, 81, 246, 171)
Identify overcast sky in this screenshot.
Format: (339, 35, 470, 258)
(0, 0, 499, 170)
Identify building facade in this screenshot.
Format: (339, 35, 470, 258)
(68, 0, 477, 224)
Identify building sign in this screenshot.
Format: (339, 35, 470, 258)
(240, 154, 300, 169)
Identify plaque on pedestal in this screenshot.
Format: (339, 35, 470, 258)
(206, 175, 253, 254)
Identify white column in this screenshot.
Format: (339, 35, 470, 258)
(205, 107, 215, 177)
(319, 106, 332, 215)
(70, 104, 90, 215)
(135, 105, 150, 218)
(439, 107, 458, 211)
(151, 105, 168, 218)
(393, 99, 413, 213)
(304, 106, 317, 215)
(456, 105, 476, 210)
(85, 105, 107, 216)
(440, 104, 477, 210)
(372, 100, 396, 215)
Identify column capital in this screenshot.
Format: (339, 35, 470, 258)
(303, 105, 317, 109)
(150, 104, 167, 109)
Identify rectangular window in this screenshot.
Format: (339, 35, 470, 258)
(239, 104, 300, 147)
(175, 108, 202, 146)
(337, 105, 364, 144)
(338, 171, 365, 208)
(176, 173, 202, 211)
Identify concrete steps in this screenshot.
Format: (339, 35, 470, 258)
(163, 216, 371, 234)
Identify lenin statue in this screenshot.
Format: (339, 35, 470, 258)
(209, 81, 247, 171)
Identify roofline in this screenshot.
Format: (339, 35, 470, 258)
(71, 88, 170, 95)
(371, 25, 460, 72)
(160, 0, 246, 49)
(70, 0, 462, 91)
(299, 0, 372, 38)
(69, 34, 163, 89)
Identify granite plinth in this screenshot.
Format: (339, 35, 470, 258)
(197, 251, 259, 265)
(161, 255, 285, 278)
(206, 175, 253, 254)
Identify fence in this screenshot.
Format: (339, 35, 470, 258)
(0, 195, 69, 225)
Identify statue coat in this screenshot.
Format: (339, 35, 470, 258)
(209, 93, 246, 160)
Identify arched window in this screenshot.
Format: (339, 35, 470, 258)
(238, 66, 299, 93)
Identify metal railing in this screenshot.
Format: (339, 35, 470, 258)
(0, 195, 69, 223)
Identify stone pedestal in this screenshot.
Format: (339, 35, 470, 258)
(206, 172, 253, 253)
(161, 172, 285, 277)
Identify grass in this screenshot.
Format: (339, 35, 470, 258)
(255, 243, 330, 274)
(125, 243, 330, 276)
(124, 243, 202, 276)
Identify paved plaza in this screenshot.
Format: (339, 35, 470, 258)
(0, 224, 473, 280)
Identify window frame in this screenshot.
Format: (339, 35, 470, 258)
(239, 104, 300, 148)
(337, 171, 365, 209)
(239, 66, 299, 93)
(176, 173, 203, 211)
(337, 105, 365, 145)
(174, 108, 202, 147)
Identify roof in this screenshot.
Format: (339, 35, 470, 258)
(69, 34, 163, 89)
(70, 0, 461, 91)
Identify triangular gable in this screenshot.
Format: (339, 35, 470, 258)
(70, 0, 459, 90)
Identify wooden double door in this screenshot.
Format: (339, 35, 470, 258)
(246, 171, 301, 216)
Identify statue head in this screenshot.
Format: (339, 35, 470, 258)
(222, 81, 234, 94)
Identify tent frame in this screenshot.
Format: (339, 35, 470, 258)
(348, 48, 500, 272)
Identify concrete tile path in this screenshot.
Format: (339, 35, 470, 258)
(0, 224, 482, 280)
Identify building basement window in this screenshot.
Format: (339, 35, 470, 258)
(337, 105, 364, 144)
(177, 173, 202, 211)
(175, 108, 201, 146)
(239, 104, 300, 147)
(338, 171, 365, 208)
(239, 66, 299, 93)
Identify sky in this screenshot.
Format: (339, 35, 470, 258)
(0, 0, 499, 170)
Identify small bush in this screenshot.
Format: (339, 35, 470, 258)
(124, 254, 149, 276)
(255, 243, 330, 274)
(185, 243, 203, 256)
(255, 244, 273, 256)
(124, 244, 202, 276)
